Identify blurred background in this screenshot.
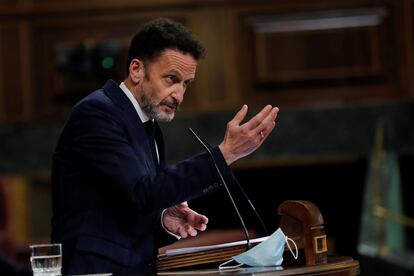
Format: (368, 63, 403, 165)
(0, 0, 414, 275)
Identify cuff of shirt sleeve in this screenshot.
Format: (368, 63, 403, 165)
(161, 209, 181, 240)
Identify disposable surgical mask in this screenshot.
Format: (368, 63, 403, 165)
(219, 228, 298, 269)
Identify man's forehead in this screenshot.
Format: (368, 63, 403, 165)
(154, 49, 197, 76)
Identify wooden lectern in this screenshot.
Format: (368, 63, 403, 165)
(278, 200, 328, 266)
(157, 200, 359, 275)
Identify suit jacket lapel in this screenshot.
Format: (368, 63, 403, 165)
(102, 79, 159, 172)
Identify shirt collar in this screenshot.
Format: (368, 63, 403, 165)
(119, 82, 150, 123)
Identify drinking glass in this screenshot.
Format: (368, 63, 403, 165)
(30, 243, 62, 276)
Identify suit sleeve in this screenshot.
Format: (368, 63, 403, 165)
(59, 97, 233, 215)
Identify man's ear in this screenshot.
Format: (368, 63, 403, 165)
(129, 59, 144, 84)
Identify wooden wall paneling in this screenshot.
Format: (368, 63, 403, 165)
(0, 0, 17, 16)
(30, 13, 190, 118)
(251, 8, 387, 81)
(380, 0, 404, 98)
(376, 1, 402, 98)
(0, 23, 26, 122)
(3, 0, 358, 18)
(225, 12, 244, 110)
(0, 176, 29, 243)
(397, 0, 414, 98)
(1, 0, 412, 120)
(0, 25, 4, 121)
(19, 21, 34, 120)
(411, 0, 414, 97)
(0, 0, 194, 17)
(188, 8, 241, 114)
(253, 27, 384, 82)
(235, 9, 255, 110)
(236, 4, 400, 108)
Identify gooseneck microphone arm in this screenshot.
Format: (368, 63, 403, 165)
(231, 173, 269, 236)
(189, 129, 269, 236)
(188, 127, 251, 250)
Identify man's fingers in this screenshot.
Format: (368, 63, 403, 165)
(231, 104, 248, 125)
(187, 226, 198, 237)
(179, 222, 205, 238)
(186, 208, 208, 224)
(179, 227, 188, 238)
(258, 107, 279, 133)
(244, 105, 273, 130)
(259, 121, 276, 143)
(180, 225, 197, 237)
(197, 214, 209, 225)
(195, 223, 207, 231)
(186, 215, 207, 231)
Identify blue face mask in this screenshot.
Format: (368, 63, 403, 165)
(219, 228, 298, 269)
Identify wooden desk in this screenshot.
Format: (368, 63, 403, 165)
(157, 256, 359, 276)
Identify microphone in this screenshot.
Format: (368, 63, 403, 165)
(188, 128, 269, 236)
(188, 127, 251, 250)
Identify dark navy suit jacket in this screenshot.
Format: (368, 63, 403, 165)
(51, 80, 233, 275)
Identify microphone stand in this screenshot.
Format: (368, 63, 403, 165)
(189, 128, 269, 236)
(231, 173, 269, 236)
(188, 127, 251, 250)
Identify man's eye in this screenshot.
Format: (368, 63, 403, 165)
(166, 75, 176, 83)
(184, 80, 192, 88)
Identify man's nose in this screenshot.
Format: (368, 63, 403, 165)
(172, 84, 185, 103)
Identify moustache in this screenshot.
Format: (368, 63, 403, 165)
(160, 98, 180, 110)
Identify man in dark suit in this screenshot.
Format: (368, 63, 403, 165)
(51, 17, 279, 275)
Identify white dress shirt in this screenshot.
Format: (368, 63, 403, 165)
(119, 82, 180, 240)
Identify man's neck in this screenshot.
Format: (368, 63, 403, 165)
(120, 79, 150, 123)
(123, 78, 141, 104)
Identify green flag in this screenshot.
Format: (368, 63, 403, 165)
(358, 118, 406, 257)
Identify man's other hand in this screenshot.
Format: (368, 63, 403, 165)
(163, 202, 208, 238)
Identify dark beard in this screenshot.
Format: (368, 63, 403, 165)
(140, 89, 179, 122)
